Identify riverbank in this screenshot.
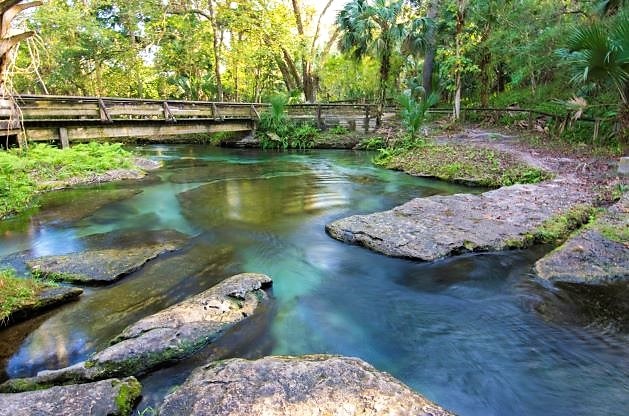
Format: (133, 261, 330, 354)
(0, 269, 82, 327)
(327, 125, 627, 285)
(0, 143, 158, 220)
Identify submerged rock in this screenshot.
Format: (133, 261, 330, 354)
(26, 243, 180, 284)
(0, 273, 272, 392)
(1, 286, 83, 328)
(0, 377, 141, 416)
(159, 355, 453, 416)
(326, 179, 591, 261)
(535, 197, 628, 285)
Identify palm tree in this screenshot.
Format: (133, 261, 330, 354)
(557, 11, 628, 137)
(596, 0, 627, 17)
(336, 0, 426, 116)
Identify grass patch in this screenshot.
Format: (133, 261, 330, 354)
(0, 142, 133, 219)
(374, 139, 552, 187)
(506, 204, 597, 249)
(0, 268, 52, 323)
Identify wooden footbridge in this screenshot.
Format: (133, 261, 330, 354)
(0, 95, 379, 148)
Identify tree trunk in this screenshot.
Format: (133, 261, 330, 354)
(377, 43, 391, 121)
(0, 0, 41, 97)
(290, 0, 316, 102)
(275, 55, 295, 92)
(422, 0, 439, 98)
(281, 47, 302, 91)
(453, 0, 466, 120)
(207, 0, 223, 101)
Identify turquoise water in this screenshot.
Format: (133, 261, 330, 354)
(0, 145, 627, 415)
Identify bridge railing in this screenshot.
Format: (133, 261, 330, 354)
(5, 95, 380, 128)
(11, 95, 262, 123)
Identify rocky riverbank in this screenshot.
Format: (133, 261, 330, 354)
(0, 273, 273, 392)
(0, 274, 457, 416)
(327, 127, 627, 286)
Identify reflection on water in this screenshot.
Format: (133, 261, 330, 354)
(0, 146, 627, 416)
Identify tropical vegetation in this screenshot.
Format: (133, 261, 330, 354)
(0, 0, 623, 145)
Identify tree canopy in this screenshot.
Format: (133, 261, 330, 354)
(4, 0, 625, 137)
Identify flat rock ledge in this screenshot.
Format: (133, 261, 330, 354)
(0, 273, 272, 393)
(0, 377, 141, 416)
(159, 355, 453, 416)
(2, 286, 83, 328)
(326, 178, 591, 261)
(26, 242, 181, 284)
(535, 196, 628, 285)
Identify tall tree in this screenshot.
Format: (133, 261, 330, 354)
(422, 0, 439, 97)
(337, 0, 423, 114)
(453, 0, 467, 120)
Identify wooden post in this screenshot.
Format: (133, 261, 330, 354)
(528, 111, 533, 130)
(98, 98, 112, 123)
(212, 103, 223, 121)
(163, 102, 176, 123)
(316, 104, 322, 129)
(59, 127, 69, 149)
(250, 104, 260, 121)
(364, 105, 370, 133)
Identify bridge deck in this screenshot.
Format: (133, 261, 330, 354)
(1, 95, 380, 147)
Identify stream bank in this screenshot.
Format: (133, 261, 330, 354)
(328, 126, 627, 286)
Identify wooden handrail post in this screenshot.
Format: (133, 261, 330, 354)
(250, 104, 260, 121)
(316, 104, 322, 129)
(59, 127, 69, 149)
(98, 98, 112, 123)
(528, 111, 533, 131)
(212, 103, 223, 121)
(364, 105, 370, 133)
(163, 102, 176, 123)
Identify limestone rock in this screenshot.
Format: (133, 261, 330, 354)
(535, 197, 628, 285)
(159, 355, 453, 416)
(326, 179, 591, 261)
(26, 243, 180, 284)
(0, 377, 141, 416)
(0, 273, 272, 392)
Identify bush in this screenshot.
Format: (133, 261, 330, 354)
(258, 95, 321, 150)
(398, 91, 439, 138)
(290, 123, 318, 149)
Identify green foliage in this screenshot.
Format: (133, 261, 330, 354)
(258, 95, 321, 150)
(0, 268, 51, 323)
(556, 11, 629, 104)
(290, 123, 318, 149)
(330, 124, 350, 135)
(259, 95, 291, 137)
(319, 55, 379, 102)
(528, 204, 596, 245)
(359, 136, 386, 150)
(0, 143, 133, 218)
(398, 91, 439, 137)
(373, 138, 552, 187)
